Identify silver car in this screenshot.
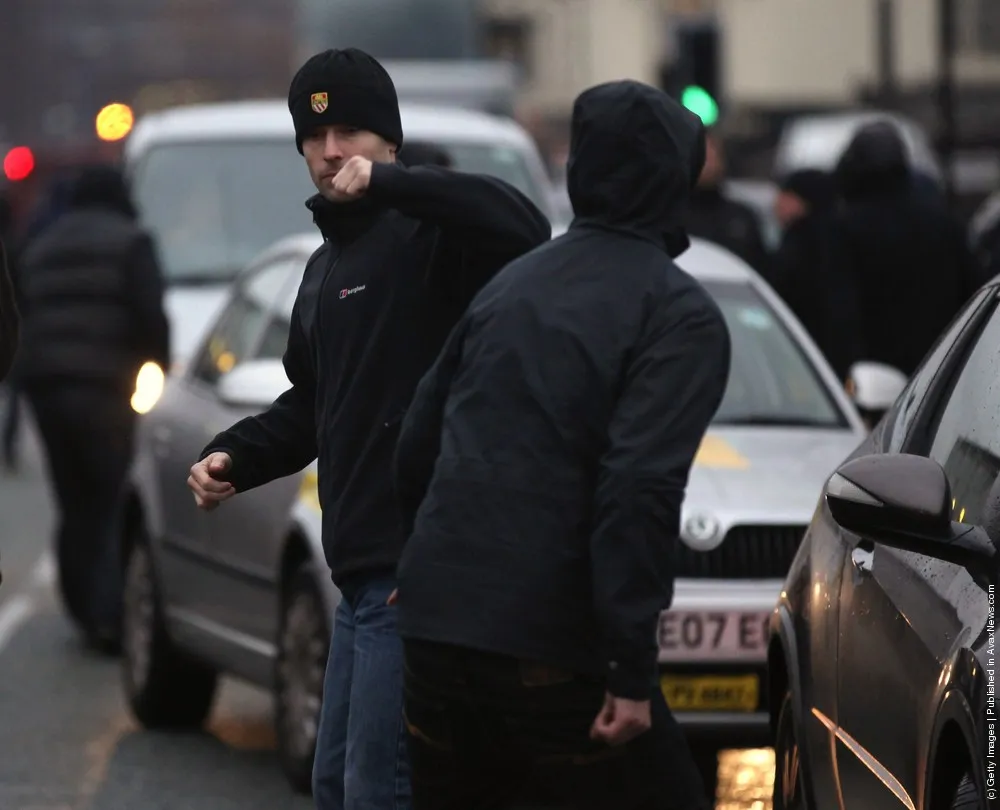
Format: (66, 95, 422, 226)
(121, 232, 899, 791)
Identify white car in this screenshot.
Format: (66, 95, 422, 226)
(123, 100, 557, 368)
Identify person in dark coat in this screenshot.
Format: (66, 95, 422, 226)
(16, 165, 170, 651)
(1, 176, 74, 470)
(185, 48, 550, 810)
(0, 228, 17, 384)
(685, 130, 770, 277)
(830, 121, 985, 378)
(769, 169, 852, 375)
(392, 79, 730, 810)
(0, 189, 22, 465)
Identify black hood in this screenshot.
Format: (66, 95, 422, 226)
(567, 80, 705, 256)
(836, 121, 910, 200)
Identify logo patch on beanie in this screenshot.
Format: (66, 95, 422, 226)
(310, 92, 328, 113)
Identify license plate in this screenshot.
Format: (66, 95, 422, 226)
(657, 609, 770, 662)
(660, 673, 759, 712)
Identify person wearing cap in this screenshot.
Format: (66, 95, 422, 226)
(186, 48, 550, 810)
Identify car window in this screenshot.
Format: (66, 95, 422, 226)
(922, 305, 1000, 525)
(190, 260, 296, 385)
(253, 257, 309, 361)
(703, 280, 846, 427)
(131, 141, 315, 285)
(885, 289, 994, 453)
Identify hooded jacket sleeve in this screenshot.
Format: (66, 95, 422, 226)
(199, 295, 317, 493)
(591, 293, 731, 700)
(0, 240, 19, 383)
(394, 317, 469, 537)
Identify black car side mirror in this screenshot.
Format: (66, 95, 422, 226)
(826, 453, 997, 569)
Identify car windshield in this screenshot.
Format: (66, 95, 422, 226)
(130, 138, 546, 286)
(703, 280, 847, 428)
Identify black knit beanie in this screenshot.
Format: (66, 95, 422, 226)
(288, 48, 403, 154)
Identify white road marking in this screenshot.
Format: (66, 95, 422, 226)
(0, 551, 56, 654)
(0, 595, 35, 652)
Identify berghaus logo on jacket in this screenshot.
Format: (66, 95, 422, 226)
(339, 285, 366, 299)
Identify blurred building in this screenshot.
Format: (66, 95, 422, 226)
(717, 0, 1000, 108)
(0, 0, 293, 151)
(296, 0, 480, 63)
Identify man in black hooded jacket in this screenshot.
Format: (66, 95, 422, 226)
(830, 121, 984, 377)
(186, 48, 550, 810)
(393, 79, 730, 810)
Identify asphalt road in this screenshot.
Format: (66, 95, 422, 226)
(0, 403, 774, 810)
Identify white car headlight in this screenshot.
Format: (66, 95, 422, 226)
(130, 362, 165, 414)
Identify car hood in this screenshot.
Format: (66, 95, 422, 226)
(164, 286, 230, 367)
(681, 426, 861, 546)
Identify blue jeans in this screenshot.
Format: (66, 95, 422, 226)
(313, 572, 412, 810)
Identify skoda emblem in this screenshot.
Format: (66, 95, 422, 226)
(683, 513, 723, 550)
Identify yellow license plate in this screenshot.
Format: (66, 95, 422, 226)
(660, 674, 759, 712)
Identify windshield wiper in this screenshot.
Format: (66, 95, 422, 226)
(715, 415, 839, 428)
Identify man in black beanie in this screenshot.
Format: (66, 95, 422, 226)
(187, 47, 550, 810)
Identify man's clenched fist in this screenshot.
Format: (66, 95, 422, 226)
(188, 451, 235, 510)
(328, 156, 373, 202)
(589, 693, 652, 746)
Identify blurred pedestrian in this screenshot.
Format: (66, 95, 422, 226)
(830, 121, 985, 377)
(2, 175, 73, 471)
(0, 234, 18, 384)
(769, 168, 854, 376)
(397, 142, 453, 169)
(393, 79, 727, 810)
(685, 130, 770, 277)
(0, 189, 21, 466)
(185, 47, 550, 810)
(16, 165, 170, 652)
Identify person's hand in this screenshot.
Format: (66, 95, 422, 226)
(386, 588, 398, 605)
(329, 156, 373, 202)
(188, 452, 235, 510)
(589, 692, 652, 746)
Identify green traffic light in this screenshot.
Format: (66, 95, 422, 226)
(682, 85, 719, 126)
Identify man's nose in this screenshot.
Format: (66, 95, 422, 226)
(323, 131, 345, 161)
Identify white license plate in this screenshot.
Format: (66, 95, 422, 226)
(657, 609, 770, 663)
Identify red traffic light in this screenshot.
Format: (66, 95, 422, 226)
(3, 146, 35, 182)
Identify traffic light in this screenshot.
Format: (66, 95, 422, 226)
(95, 102, 134, 142)
(682, 85, 719, 127)
(661, 21, 722, 126)
(3, 146, 35, 182)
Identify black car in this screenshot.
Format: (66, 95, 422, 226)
(769, 279, 1000, 810)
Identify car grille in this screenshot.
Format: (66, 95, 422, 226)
(676, 524, 807, 579)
